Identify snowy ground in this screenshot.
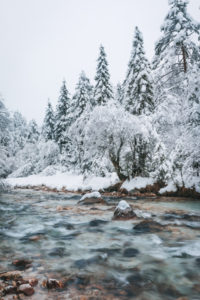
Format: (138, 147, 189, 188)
(121, 177, 155, 191)
(6, 172, 119, 192)
(7, 173, 199, 194)
(6, 172, 157, 193)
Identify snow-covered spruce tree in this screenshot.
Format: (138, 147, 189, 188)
(10, 112, 28, 153)
(27, 120, 40, 144)
(94, 45, 113, 106)
(42, 100, 55, 141)
(169, 65, 200, 190)
(70, 71, 93, 122)
(54, 80, 71, 152)
(123, 27, 154, 115)
(0, 97, 10, 182)
(153, 0, 200, 98)
(152, 0, 200, 189)
(115, 83, 124, 104)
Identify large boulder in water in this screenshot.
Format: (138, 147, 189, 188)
(78, 192, 106, 205)
(113, 200, 136, 220)
(134, 220, 165, 233)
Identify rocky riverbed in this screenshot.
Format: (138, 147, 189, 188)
(0, 189, 200, 299)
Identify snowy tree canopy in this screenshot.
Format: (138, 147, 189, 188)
(70, 71, 93, 122)
(94, 45, 113, 106)
(123, 27, 154, 115)
(153, 0, 200, 79)
(42, 100, 55, 141)
(54, 80, 71, 152)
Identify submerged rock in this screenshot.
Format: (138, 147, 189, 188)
(78, 192, 106, 205)
(12, 259, 32, 270)
(123, 248, 140, 257)
(113, 200, 136, 220)
(0, 271, 22, 281)
(18, 283, 34, 296)
(196, 258, 200, 267)
(91, 247, 121, 256)
(48, 247, 66, 257)
(28, 278, 38, 287)
(74, 254, 108, 269)
(134, 220, 165, 233)
(42, 278, 63, 289)
(89, 219, 108, 227)
(3, 285, 17, 295)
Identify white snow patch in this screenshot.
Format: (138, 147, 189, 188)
(159, 182, 177, 194)
(116, 200, 130, 211)
(6, 172, 119, 192)
(121, 177, 155, 191)
(80, 191, 101, 201)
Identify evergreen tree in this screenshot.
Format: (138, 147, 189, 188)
(9, 112, 28, 155)
(123, 27, 154, 115)
(27, 120, 40, 143)
(153, 0, 200, 96)
(0, 96, 10, 179)
(54, 80, 71, 152)
(115, 83, 124, 104)
(94, 45, 113, 105)
(42, 100, 55, 141)
(71, 71, 93, 121)
(0, 96, 10, 147)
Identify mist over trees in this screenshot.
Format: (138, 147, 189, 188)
(1, 0, 199, 192)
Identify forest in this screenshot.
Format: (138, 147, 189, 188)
(0, 0, 200, 194)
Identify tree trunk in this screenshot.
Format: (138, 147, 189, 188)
(181, 44, 187, 73)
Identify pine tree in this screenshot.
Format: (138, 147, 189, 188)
(27, 120, 39, 143)
(54, 80, 71, 152)
(9, 112, 28, 155)
(0, 96, 10, 179)
(153, 0, 200, 95)
(94, 45, 113, 105)
(42, 100, 55, 141)
(123, 27, 154, 115)
(71, 71, 93, 121)
(115, 83, 124, 104)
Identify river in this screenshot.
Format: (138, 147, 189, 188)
(0, 189, 200, 299)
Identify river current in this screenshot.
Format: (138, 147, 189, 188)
(0, 189, 200, 299)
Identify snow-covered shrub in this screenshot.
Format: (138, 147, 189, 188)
(9, 140, 60, 177)
(70, 103, 162, 180)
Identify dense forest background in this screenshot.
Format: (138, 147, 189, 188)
(0, 0, 200, 192)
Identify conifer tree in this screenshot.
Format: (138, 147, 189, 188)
(27, 120, 39, 143)
(42, 100, 55, 141)
(115, 83, 124, 104)
(123, 27, 154, 115)
(54, 80, 71, 152)
(153, 0, 200, 95)
(94, 45, 113, 105)
(0, 97, 10, 180)
(9, 112, 28, 155)
(71, 71, 93, 121)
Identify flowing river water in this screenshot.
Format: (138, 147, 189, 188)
(0, 189, 200, 299)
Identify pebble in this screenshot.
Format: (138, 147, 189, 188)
(19, 283, 35, 296)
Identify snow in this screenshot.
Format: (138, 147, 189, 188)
(121, 177, 155, 191)
(159, 182, 177, 194)
(80, 191, 101, 201)
(6, 172, 118, 192)
(116, 200, 130, 211)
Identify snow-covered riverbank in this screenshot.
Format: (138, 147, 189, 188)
(6, 172, 119, 192)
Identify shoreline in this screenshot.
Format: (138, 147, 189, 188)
(9, 184, 200, 201)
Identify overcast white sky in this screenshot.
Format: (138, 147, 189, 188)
(0, 0, 199, 124)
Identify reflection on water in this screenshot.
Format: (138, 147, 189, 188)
(0, 189, 200, 299)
